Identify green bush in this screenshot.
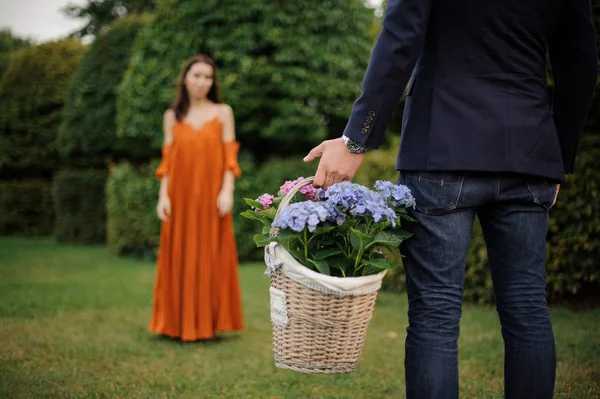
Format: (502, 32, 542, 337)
(381, 136, 600, 304)
(234, 155, 319, 261)
(53, 169, 108, 244)
(0, 39, 86, 178)
(106, 161, 161, 259)
(462, 136, 600, 304)
(0, 180, 53, 235)
(106, 155, 319, 261)
(0, 29, 32, 79)
(546, 136, 600, 302)
(117, 0, 373, 160)
(58, 16, 146, 165)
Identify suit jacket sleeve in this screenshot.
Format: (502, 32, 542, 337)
(549, 0, 598, 174)
(342, 0, 433, 148)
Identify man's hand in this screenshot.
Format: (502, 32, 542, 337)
(304, 138, 365, 190)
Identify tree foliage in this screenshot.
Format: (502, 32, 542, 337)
(0, 39, 86, 179)
(58, 15, 146, 165)
(63, 0, 156, 39)
(117, 0, 374, 160)
(0, 29, 32, 79)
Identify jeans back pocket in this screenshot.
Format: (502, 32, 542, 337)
(399, 172, 465, 215)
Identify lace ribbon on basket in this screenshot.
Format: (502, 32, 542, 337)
(264, 243, 283, 276)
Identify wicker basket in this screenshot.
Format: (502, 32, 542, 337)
(266, 177, 386, 374)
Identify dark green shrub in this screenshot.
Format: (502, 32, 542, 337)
(58, 15, 147, 165)
(117, 0, 373, 161)
(53, 169, 108, 243)
(106, 161, 161, 259)
(0, 39, 86, 179)
(105, 155, 319, 261)
(0, 180, 53, 235)
(0, 29, 32, 79)
(546, 136, 600, 302)
(234, 155, 319, 261)
(373, 136, 600, 304)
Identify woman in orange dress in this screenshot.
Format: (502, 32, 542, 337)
(149, 54, 243, 341)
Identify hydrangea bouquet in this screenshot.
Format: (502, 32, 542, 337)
(241, 177, 416, 277)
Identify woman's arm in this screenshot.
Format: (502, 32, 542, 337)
(220, 104, 236, 193)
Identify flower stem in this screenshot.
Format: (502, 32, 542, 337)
(303, 228, 308, 262)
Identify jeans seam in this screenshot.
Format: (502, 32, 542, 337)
(495, 177, 501, 201)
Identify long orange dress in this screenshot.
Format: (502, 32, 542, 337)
(149, 117, 243, 341)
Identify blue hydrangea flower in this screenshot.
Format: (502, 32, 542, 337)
(319, 182, 373, 210)
(321, 182, 398, 226)
(374, 180, 416, 209)
(272, 201, 332, 232)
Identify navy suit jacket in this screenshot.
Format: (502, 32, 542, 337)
(343, 0, 598, 182)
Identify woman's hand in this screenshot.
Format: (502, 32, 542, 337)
(217, 188, 234, 217)
(157, 194, 171, 222)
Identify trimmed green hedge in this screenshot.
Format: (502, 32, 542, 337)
(0, 180, 53, 235)
(117, 0, 373, 160)
(106, 155, 318, 261)
(53, 169, 108, 244)
(106, 161, 161, 259)
(234, 155, 319, 261)
(58, 16, 146, 165)
(379, 136, 600, 304)
(0, 39, 86, 179)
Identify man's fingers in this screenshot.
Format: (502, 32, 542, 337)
(323, 173, 336, 190)
(313, 165, 327, 188)
(304, 143, 324, 163)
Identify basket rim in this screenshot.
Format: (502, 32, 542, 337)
(267, 243, 386, 296)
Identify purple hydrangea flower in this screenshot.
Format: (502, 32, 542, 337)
(256, 193, 275, 211)
(321, 182, 398, 226)
(272, 201, 332, 232)
(374, 180, 416, 209)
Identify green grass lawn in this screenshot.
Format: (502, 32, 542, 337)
(0, 237, 598, 399)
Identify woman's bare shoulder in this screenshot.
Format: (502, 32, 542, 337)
(218, 103, 234, 118)
(164, 108, 176, 122)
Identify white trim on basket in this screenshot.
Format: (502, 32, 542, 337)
(264, 242, 386, 296)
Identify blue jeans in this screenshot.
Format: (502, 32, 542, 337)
(398, 171, 557, 399)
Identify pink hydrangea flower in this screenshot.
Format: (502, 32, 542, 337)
(279, 177, 304, 196)
(300, 184, 318, 201)
(256, 193, 275, 211)
(279, 177, 319, 201)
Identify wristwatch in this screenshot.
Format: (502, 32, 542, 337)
(342, 135, 367, 154)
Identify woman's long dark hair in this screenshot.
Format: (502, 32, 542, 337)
(171, 54, 222, 121)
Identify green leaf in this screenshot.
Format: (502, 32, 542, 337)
(350, 227, 370, 239)
(244, 198, 264, 209)
(365, 231, 403, 250)
(240, 210, 268, 225)
(310, 225, 337, 236)
(253, 234, 272, 247)
(261, 207, 277, 220)
(391, 228, 414, 240)
(327, 256, 350, 277)
(314, 248, 344, 261)
(365, 258, 398, 270)
(307, 259, 330, 275)
(350, 231, 362, 252)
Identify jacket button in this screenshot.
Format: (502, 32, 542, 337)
(360, 128, 368, 134)
(368, 111, 376, 117)
(363, 122, 370, 128)
(366, 117, 373, 122)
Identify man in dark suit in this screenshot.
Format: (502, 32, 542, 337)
(304, 0, 597, 397)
